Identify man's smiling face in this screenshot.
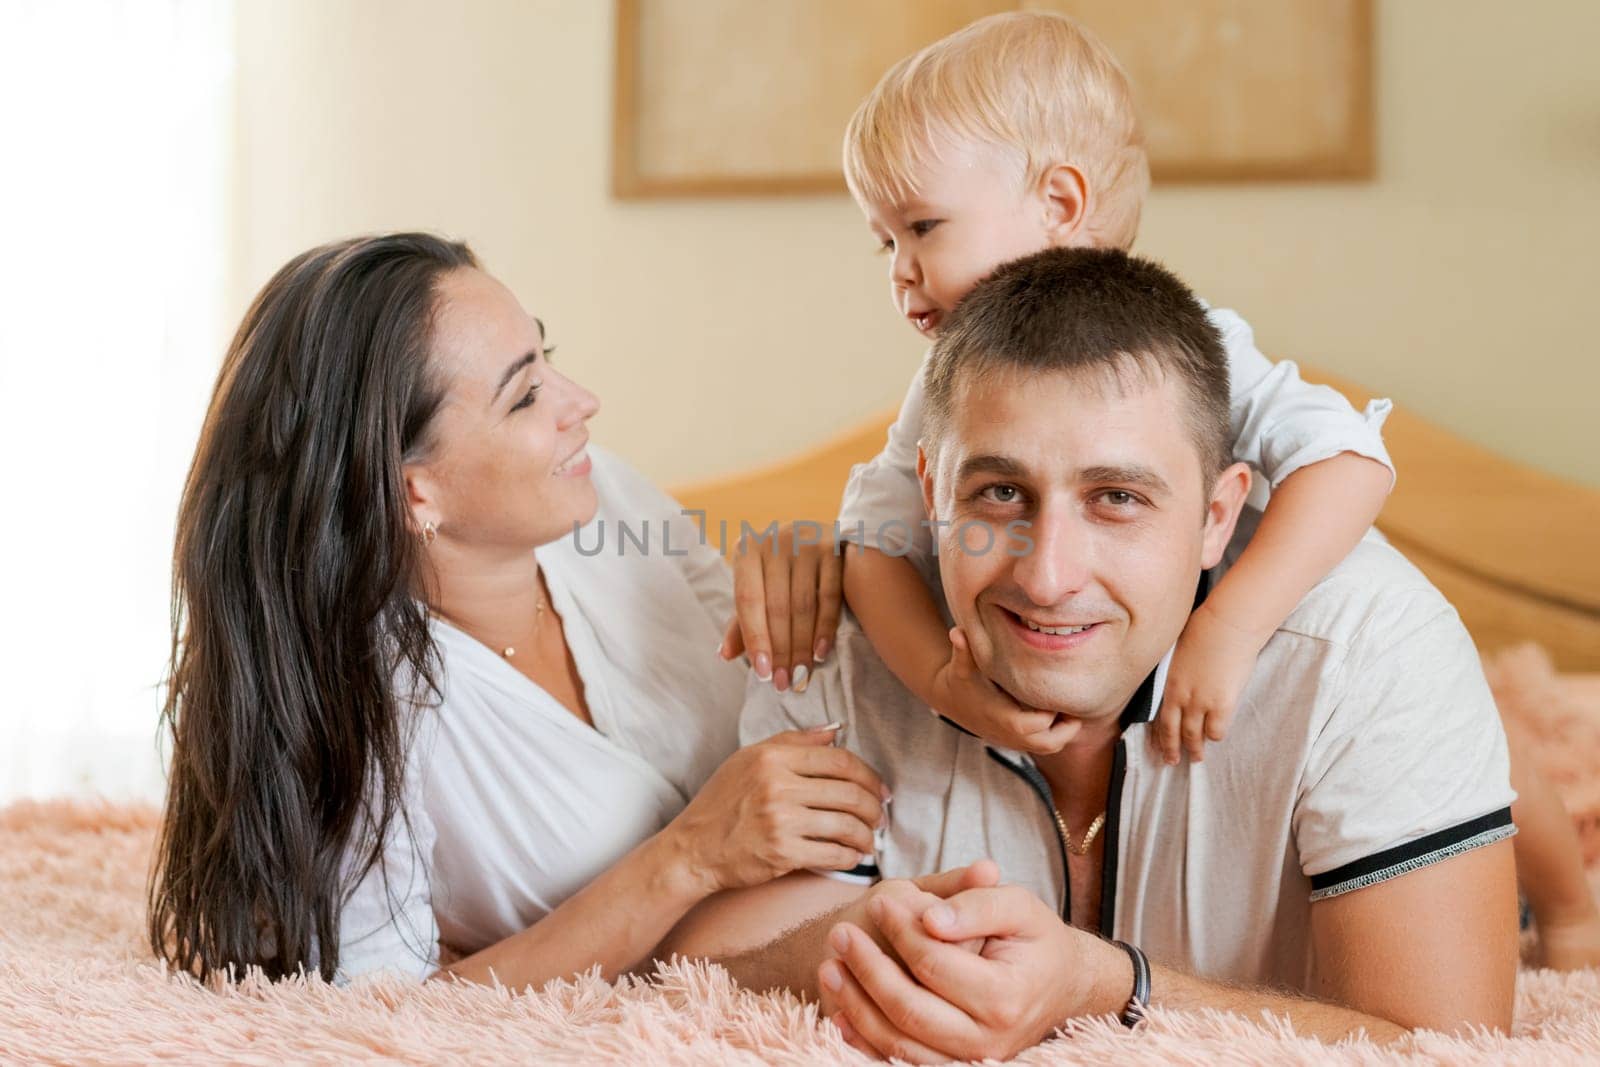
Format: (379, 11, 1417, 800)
(921, 362, 1246, 724)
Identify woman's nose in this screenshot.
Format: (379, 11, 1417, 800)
(553, 371, 601, 429)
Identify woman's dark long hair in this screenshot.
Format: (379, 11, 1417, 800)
(148, 233, 477, 982)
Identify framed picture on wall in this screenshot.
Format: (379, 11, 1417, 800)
(612, 0, 1374, 197)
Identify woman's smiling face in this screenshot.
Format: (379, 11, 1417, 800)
(409, 267, 601, 553)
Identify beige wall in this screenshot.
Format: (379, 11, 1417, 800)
(232, 0, 1600, 488)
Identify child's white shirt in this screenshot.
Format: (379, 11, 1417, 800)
(837, 305, 1395, 573)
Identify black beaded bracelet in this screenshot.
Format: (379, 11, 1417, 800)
(1112, 940, 1150, 1029)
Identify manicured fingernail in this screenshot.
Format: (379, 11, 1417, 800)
(879, 786, 893, 802)
(926, 904, 954, 929)
(833, 1015, 857, 1042)
(753, 653, 771, 681)
(774, 667, 790, 692)
(806, 721, 844, 735)
(868, 895, 886, 923)
(714, 640, 728, 660)
(859, 851, 875, 866)
(829, 925, 851, 954)
(820, 960, 843, 992)
(793, 664, 810, 692)
(814, 638, 831, 662)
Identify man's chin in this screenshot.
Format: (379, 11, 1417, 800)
(987, 668, 1105, 723)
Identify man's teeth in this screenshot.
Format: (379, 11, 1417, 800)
(1023, 618, 1091, 636)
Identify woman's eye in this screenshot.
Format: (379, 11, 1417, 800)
(511, 379, 544, 412)
(542, 344, 557, 362)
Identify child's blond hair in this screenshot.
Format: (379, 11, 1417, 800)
(843, 11, 1149, 250)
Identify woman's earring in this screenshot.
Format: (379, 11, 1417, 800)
(421, 520, 437, 546)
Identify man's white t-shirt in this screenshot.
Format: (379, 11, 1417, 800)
(739, 540, 1517, 992)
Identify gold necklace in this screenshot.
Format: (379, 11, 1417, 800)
(498, 591, 547, 660)
(1052, 806, 1107, 856)
(430, 585, 547, 660)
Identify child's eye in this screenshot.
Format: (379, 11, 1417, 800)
(511, 379, 544, 412)
(910, 219, 942, 237)
(876, 236, 895, 255)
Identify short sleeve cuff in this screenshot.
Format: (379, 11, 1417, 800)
(1264, 397, 1397, 491)
(1308, 807, 1516, 902)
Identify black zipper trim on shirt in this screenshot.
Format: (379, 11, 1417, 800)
(987, 749, 1072, 923)
(987, 741, 1129, 936)
(1098, 738, 1128, 936)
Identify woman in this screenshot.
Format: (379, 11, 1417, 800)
(148, 233, 885, 985)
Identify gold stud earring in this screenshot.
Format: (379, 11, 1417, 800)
(421, 520, 437, 546)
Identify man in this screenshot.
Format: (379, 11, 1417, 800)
(660, 248, 1517, 1061)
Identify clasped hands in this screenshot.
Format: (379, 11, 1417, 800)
(816, 860, 1133, 1063)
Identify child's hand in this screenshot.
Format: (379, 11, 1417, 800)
(718, 522, 844, 693)
(930, 627, 1080, 754)
(1151, 602, 1269, 765)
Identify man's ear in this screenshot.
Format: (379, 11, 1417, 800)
(1039, 162, 1091, 248)
(916, 442, 937, 522)
(1200, 462, 1252, 569)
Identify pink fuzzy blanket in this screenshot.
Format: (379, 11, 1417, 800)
(2, 646, 1598, 1064)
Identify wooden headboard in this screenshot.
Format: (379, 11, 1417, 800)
(671, 369, 1600, 670)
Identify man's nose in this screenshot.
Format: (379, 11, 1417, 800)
(1010, 508, 1093, 607)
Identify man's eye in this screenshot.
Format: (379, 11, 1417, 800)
(1098, 490, 1141, 508)
(979, 484, 1022, 504)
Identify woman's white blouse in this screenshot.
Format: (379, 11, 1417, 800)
(333, 446, 746, 983)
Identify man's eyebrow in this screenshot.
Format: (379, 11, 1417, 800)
(1080, 464, 1172, 495)
(491, 319, 549, 403)
(955, 454, 1029, 481)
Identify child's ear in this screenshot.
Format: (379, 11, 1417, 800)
(1200, 462, 1252, 568)
(1039, 163, 1091, 248)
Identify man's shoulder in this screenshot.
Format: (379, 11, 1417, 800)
(738, 612, 938, 750)
(1232, 537, 1483, 749)
(1275, 537, 1458, 652)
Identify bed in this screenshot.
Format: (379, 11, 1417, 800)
(2, 370, 1597, 1064)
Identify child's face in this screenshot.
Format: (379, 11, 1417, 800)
(861, 141, 1068, 340)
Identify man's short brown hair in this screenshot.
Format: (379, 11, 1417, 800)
(924, 247, 1231, 481)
